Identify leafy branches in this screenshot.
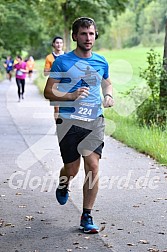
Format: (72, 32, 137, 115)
(137, 49, 167, 126)
(0, 0, 44, 57)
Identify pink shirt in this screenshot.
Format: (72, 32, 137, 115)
(14, 61, 27, 79)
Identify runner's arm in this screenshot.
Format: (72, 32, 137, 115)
(44, 56, 52, 76)
(44, 69, 50, 76)
(44, 77, 89, 101)
(101, 77, 114, 108)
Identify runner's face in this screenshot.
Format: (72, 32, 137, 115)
(53, 39, 63, 51)
(17, 57, 22, 63)
(75, 25, 96, 51)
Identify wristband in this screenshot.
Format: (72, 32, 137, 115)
(104, 94, 113, 99)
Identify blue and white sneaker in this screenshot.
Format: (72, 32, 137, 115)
(56, 185, 69, 205)
(79, 213, 99, 233)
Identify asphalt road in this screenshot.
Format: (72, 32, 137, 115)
(0, 76, 167, 252)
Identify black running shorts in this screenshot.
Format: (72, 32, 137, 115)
(56, 115, 105, 164)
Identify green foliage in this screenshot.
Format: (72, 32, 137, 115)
(141, 32, 165, 47)
(139, 1, 165, 34)
(137, 49, 167, 126)
(140, 50, 161, 97)
(32, 0, 129, 51)
(0, 0, 45, 57)
(0, 0, 166, 56)
(123, 34, 140, 48)
(109, 10, 138, 49)
(107, 0, 167, 49)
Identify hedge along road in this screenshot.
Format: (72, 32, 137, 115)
(0, 76, 166, 252)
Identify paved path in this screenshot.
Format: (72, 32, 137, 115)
(0, 77, 166, 252)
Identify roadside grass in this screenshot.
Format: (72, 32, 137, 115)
(98, 46, 163, 93)
(0, 74, 3, 82)
(34, 46, 167, 165)
(0, 70, 5, 82)
(34, 59, 47, 93)
(104, 109, 167, 165)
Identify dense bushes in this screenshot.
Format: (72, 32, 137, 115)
(136, 49, 167, 127)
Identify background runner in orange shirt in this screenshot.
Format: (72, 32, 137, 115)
(26, 56, 35, 79)
(44, 36, 64, 122)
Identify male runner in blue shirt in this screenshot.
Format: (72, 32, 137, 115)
(44, 17, 114, 233)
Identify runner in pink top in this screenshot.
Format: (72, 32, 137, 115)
(14, 56, 27, 102)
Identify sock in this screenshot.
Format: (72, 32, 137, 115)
(82, 208, 91, 215)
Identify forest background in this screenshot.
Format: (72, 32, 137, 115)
(0, 0, 167, 56)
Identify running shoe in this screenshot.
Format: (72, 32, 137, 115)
(56, 185, 69, 205)
(80, 213, 99, 233)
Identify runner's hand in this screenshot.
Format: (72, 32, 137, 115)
(72, 87, 90, 100)
(103, 95, 114, 108)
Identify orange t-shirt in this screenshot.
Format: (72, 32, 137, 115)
(44, 53, 55, 71)
(27, 60, 35, 71)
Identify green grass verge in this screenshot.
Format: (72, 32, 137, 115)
(34, 59, 47, 93)
(104, 109, 167, 165)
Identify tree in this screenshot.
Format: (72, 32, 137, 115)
(39, 0, 129, 51)
(160, 18, 167, 114)
(142, 1, 165, 34)
(137, 49, 166, 126)
(110, 10, 137, 48)
(0, 0, 44, 56)
(63, 0, 129, 50)
(128, 0, 153, 32)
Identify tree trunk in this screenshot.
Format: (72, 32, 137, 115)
(160, 18, 167, 114)
(61, 1, 71, 52)
(64, 25, 71, 52)
(163, 19, 167, 71)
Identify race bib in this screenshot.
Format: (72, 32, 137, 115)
(70, 102, 98, 121)
(17, 70, 23, 76)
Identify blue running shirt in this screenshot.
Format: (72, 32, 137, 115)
(50, 51, 109, 121)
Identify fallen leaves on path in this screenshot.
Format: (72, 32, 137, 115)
(37, 211, 44, 214)
(0, 219, 4, 227)
(147, 248, 159, 252)
(25, 216, 34, 221)
(15, 192, 22, 195)
(84, 236, 90, 240)
(99, 225, 105, 232)
(139, 239, 149, 244)
(127, 243, 136, 246)
(18, 205, 27, 208)
(5, 223, 15, 227)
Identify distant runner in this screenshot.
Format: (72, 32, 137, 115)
(44, 36, 65, 122)
(3, 56, 14, 81)
(26, 56, 35, 79)
(14, 56, 27, 102)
